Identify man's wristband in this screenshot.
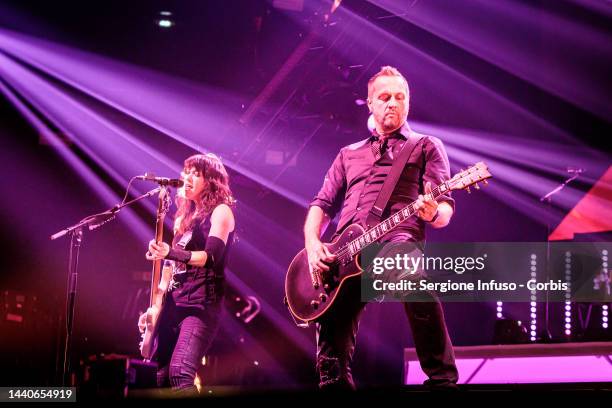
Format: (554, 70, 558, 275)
(166, 248, 192, 264)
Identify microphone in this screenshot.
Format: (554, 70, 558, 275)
(136, 173, 184, 187)
(567, 167, 585, 174)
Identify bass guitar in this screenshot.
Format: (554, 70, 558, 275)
(140, 186, 173, 360)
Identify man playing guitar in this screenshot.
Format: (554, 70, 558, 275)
(303, 66, 458, 390)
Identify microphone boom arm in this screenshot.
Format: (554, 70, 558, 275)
(50, 187, 161, 240)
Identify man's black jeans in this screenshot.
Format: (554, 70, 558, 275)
(315, 277, 458, 389)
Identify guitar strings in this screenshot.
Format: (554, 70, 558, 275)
(330, 202, 421, 264)
(324, 167, 487, 265)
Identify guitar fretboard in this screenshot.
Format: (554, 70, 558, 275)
(337, 182, 449, 262)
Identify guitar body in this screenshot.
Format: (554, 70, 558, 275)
(140, 305, 160, 360)
(140, 264, 172, 360)
(285, 224, 365, 323)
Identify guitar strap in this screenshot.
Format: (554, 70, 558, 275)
(365, 131, 424, 228)
(169, 231, 193, 283)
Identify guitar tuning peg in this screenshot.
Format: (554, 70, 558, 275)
(474, 183, 480, 190)
(466, 186, 471, 194)
(483, 179, 488, 185)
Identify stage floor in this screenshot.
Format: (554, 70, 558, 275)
(405, 342, 612, 385)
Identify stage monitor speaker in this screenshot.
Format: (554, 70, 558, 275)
(78, 354, 157, 399)
(493, 318, 529, 344)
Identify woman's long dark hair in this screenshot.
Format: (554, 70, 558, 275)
(174, 153, 235, 235)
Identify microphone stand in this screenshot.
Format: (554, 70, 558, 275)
(539, 172, 580, 342)
(50, 187, 162, 386)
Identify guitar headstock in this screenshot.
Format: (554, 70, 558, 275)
(157, 186, 173, 217)
(448, 162, 492, 193)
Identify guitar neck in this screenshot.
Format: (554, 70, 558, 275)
(149, 212, 166, 306)
(339, 182, 450, 259)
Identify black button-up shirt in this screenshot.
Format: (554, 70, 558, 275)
(310, 123, 454, 243)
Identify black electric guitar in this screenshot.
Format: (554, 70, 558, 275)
(140, 186, 173, 360)
(285, 162, 492, 323)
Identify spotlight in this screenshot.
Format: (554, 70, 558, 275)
(158, 19, 174, 28)
(564, 297, 572, 336)
(331, 0, 343, 13)
(529, 286, 537, 341)
(157, 11, 175, 28)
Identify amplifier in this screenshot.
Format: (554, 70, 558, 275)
(79, 354, 157, 399)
